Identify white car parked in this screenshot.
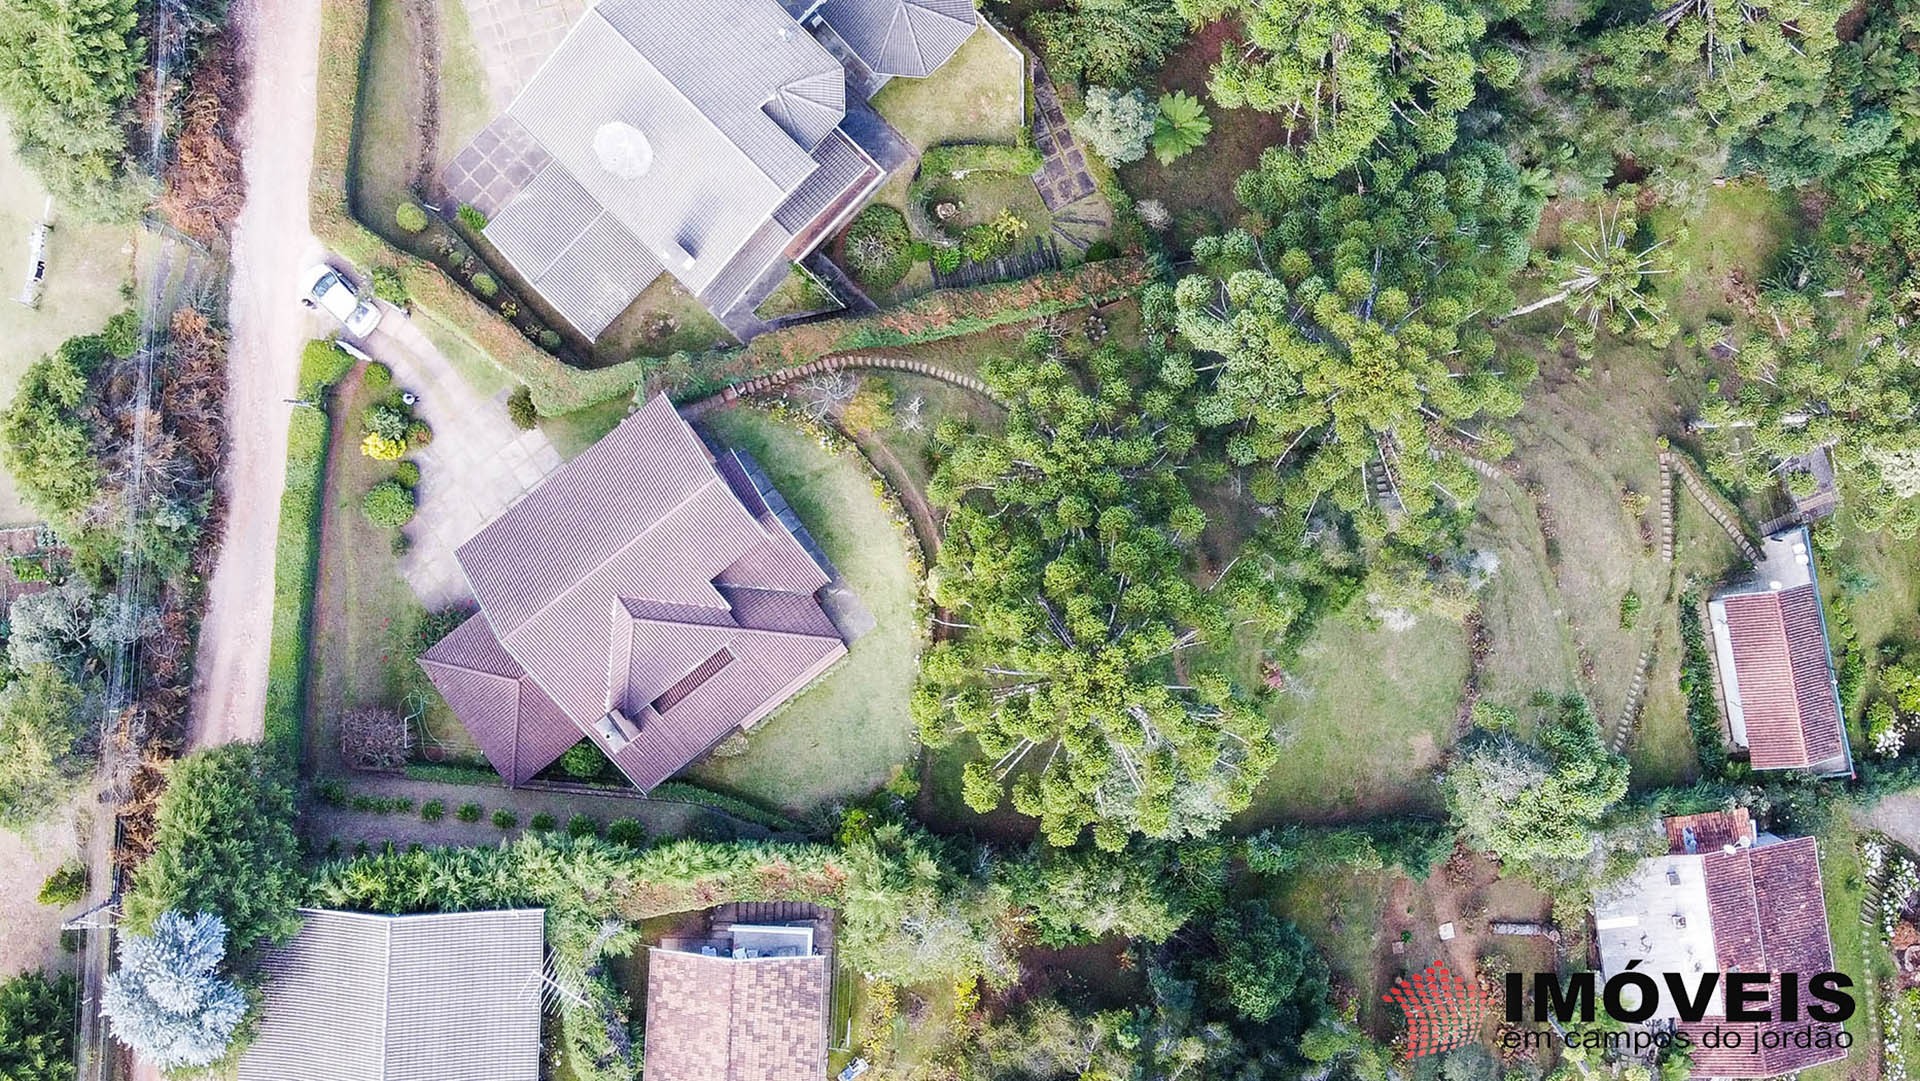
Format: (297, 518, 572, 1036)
(298, 263, 383, 338)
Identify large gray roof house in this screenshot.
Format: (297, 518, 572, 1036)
(237, 908, 546, 1081)
(419, 394, 849, 791)
(444, 0, 977, 338)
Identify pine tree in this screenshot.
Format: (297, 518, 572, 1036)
(102, 912, 248, 1071)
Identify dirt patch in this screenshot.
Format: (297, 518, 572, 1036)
(1115, 19, 1294, 248)
(0, 801, 86, 979)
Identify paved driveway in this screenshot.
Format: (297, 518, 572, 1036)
(365, 313, 564, 609)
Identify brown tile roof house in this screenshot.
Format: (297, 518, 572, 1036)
(1594, 811, 1844, 1079)
(1706, 527, 1853, 775)
(237, 909, 545, 1081)
(644, 927, 829, 1081)
(420, 394, 847, 791)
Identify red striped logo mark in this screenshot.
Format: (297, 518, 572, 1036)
(1381, 961, 1488, 1056)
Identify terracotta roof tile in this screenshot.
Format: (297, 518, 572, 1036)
(643, 950, 828, 1081)
(1721, 586, 1843, 769)
(1681, 836, 1843, 1077)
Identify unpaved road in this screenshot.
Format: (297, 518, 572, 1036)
(186, 0, 327, 750)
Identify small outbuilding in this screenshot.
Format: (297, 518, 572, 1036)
(236, 908, 546, 1081)
(1706, 526, 1853, 776)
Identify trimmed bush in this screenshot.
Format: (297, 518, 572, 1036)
(841, 205, 913, 290)
(420, 799, 445, 821)
(298, 339, 355, 399)
(456, 802, 482, 823)
(37, 862, 87, 907)
(529, 812, 557, 833)
(506, 386, 538, 430)
(264, 400, 331, 762)
(565, 814, 598, 838)
(537, 329, 562, 352)
(361, 480, 416, 528)
(491, 809, 518, 830)
(406, 419, 433, 447)
(604, 818, 648, 848)
(456, 204, 488, 231)
(392, 460, 420, 488)
(363, 360, 392, 392)
(369, 265, 408, 307)
(471, 272, 499, 298)
(394, 202, 429, 233)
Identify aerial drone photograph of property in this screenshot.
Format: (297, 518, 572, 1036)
(7, 0, 1920, 1078)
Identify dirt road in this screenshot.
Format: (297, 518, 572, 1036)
(186, 0, 328, 750)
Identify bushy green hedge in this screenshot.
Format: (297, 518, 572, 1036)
(298, 339, 355, 399)
(842, 205, 914, 290)
(647, 781, 802, 832)
(402, 762, 501, 786)
(264, 399, 332, 764)
(920, 143, 1044, 178)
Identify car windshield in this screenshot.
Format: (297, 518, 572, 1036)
(314, 270, 343, 295)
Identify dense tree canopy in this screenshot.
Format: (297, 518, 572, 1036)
(0, 0, 146, 218)
(101, 911, 247, 1072)
(0, 969, 75, 1081)
(0, 665, 90, 830)
(1171, 141, 1539, 544)
(1175, 0, 1493, 176)
(1000, 838, 1227, 945)
(1029, 0, 1188, 88)
(1443, 696, 1630, 867)
(914, 339, 1277, 849)
(122, 744, 305, 950)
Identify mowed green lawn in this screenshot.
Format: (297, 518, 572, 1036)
(0, 118, 135, 525)
(1216, 609, 1470, 826)
(683, 408, 924, 814)
(871, 24, 1026, 150)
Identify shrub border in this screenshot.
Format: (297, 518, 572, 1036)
(264, 404, 331, 764)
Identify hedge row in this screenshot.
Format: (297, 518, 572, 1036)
(674, 256, 1152, 397)
(264, 385, 334, 764)
(646, 781, 804, 832)
(313, 0, 646, 416)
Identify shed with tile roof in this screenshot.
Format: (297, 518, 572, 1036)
(1706, 527, 1852, 776)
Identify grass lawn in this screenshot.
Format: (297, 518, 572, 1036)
(681, 407, 924, 814)
(540, 397, 632, 460)
(590, 273, 734, 361)
(306, 367, 466, 773)
(348, 0, 426, 238)
(871, 23, 1026, 150)
(1218, 608, 1469, 826)
(754, 264, 840, 321)
(1116, 21, 1292, 252)
(1652, 181, 1796, 327)
(0, 118, 135, 525)
(1798, 811, 1884, 1081)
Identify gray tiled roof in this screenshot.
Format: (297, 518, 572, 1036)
(483, 0, 849, 334)
(237, 909, 545, 1081)
(432, 396, 847, 793)
(816, 0, 977, 78)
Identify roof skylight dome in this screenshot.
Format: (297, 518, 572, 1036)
(593, 120, 654, 179)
